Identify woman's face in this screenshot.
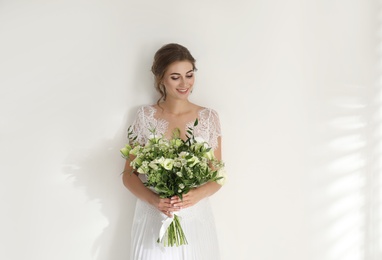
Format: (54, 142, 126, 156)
(162, 60, 195, 101)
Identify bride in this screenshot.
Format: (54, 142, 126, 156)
(122, 43, 224, 260)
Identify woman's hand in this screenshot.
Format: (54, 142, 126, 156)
(170, 181, 222, 209)
(170, 187, 203, 210)
(155, 196, 181, 218)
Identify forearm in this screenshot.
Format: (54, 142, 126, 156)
(196, 181, 222, 199)
(122, 167, 158, 205)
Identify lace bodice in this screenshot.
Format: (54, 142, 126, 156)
(131, 105, 222, 150)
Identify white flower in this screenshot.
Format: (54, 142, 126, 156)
(174, 161, 182, 168)
(161, 158, 174, 170)
(149, 161, 159, 170)
(157, 157, 165, 164)
(216, 168, 227, 185)
(130, 156, 142, 168)
(159, 139, 169, 147)
(137, 167, 145, 174)
(187, 155, 199, 167)
(179, 151, 189, 158)
(204, 149, 215, 160)
(130, 145, 141, 156)
(120, 146, 131, 157)
(146, 135, 159, 146)
(137, 161, 149, 174)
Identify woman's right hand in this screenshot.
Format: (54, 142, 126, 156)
(155, 196, 180, 218)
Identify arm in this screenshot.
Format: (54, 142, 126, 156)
(120, 107, 176, 216)
(122, 155, 157, 204)
(122, 155, 179, 217)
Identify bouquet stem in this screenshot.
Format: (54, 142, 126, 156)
(158, 214, 188, 247)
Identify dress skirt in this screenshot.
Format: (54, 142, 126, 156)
(130, 197, 221, 260)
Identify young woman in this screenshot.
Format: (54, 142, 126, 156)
(122, 43, 223, 260)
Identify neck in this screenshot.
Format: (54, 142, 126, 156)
(160, 99, 192, 115)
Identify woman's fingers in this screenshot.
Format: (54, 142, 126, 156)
(171, 189, 201, 209)
(157, 191, 202, 216)
(168, 197, 186, 209)
(162, 210, 173, 218)
(158, 197, 180, 217)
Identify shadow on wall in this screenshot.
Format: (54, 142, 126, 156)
(308, 84, 382, 260)
(62, 107, 140, 260)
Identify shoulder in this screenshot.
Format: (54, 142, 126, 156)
(135, 105, 156, 117)
(131, 105, 156, 128)
(199, 107, 220, 121)
(198, 107, 222, 135)
(130, 105, 156, 144)
(136, 104, 155, 113)
(196, 107, 222, 148)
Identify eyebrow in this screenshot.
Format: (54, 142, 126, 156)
(169, 70, 194, 76)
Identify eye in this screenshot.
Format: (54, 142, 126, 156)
(186, 74, 194, 78)
(171, 77, 180, 80)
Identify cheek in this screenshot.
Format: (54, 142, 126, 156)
(163, 79, 175, 88)
(187, 78, 195, 85)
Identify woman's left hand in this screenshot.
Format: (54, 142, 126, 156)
(170, 187, 203, 209)
(170, 181, 222, 209)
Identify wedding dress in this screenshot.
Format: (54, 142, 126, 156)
(129, 105, 222, 260)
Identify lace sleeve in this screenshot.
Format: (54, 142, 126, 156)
(208, 109, 222, 150)
(130, 106, 153, 145)
(197, 108, 222, 150)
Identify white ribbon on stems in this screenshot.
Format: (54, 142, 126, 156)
(158, 212, 181, 243)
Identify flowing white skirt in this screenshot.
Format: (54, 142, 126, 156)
(130, 197, 221, 260)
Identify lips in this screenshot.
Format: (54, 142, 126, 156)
(177, 88, 189, 94)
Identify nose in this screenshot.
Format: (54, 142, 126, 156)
(180, 77, 188, 87)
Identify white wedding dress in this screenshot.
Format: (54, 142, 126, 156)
(128, 105, 222, 260)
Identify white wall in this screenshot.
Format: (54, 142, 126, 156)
(0, 0, 380, 260)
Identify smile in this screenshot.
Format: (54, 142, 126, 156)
(177, 88, 189, 94)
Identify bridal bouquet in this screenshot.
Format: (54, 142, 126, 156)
(120, 119, 226, 247)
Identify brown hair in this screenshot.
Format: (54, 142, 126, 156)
(151, 43, 197, 104)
